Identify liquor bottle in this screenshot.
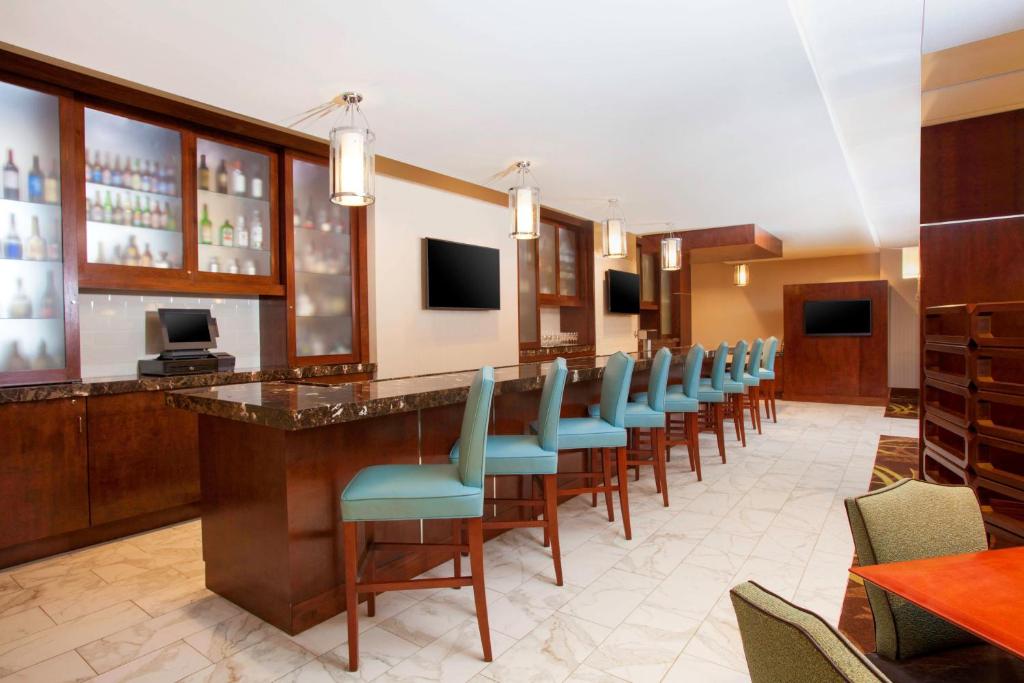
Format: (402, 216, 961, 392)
(31, 340, 55, 370)
(3, 215, 23, 259)
(112, 193, 123, 225)
(47, 219, 61, 261)
(101, 152, 112, 186)
(228, 258, 240, 274)
(165, 161, 177, 196)
(91, 149, 103, 183)
(96, 241, 107, 264)
(231, 161, 246, 196)
(208, 256, 220, 273)
(164, 201, 177, 231)
(124, 235, 141, 266)
(130, 158, 141, 190)
(215, 159, 228, 194)
(302, 197, 315, 230)
(140, 159, 151, 193)
(44, 158, 59, 204)
(140, 243, 153, 267)
(243, 259, 256, 275)
(102, 191, 114, 224)
(25, 216, 46, 261)
(3, 149, 19, 200)
(296, 285, 315, 317)
(219, 219, 234, 247)
(28, 155, 44, 203)
(132, 196, 142, 227)
(142, 197, 152, 228)
(198, 154, 210, 191)
(111, 155, 123, 187)
(89, 190, 103, 221)
(3, 341, 30, 372)
(199, 204, 213, 244)
(235, 214, 249, 248)
(153, 251, 170, 269)
(250, 209, 264, 250)
(39, 272, 57, 318)
(152, 201, 163, 229)
(250, 165, 263, 199)
(8, 278, 32, 318)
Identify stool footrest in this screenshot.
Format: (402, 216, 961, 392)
(484, 520, 546, 530)
(370, 541, 468, 553)
(485, 497, 544, 507)
(358, 576, 473, 593)
(559, 485, 618, 496)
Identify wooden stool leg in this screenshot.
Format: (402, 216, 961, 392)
(714, 402, 726, 464)
(342, 521, 360, 672)
(752, 386, 762, 434)
(452, 518, 462, 586)
(615, 446, 632, 539)
(656, 427, 669, 507)
(539, 475, 550, 548)
(686, 411, 702, 481)
(365, 521, 376, 614)
(770, 382, 778, 423)
(602, 448, 615, 522)
(734, 393, 747, 447)
(589, 449, 598, 508)
(764, 381, 772, 419)
(543, 474, 563, 586)
(467, 517, 493, 662)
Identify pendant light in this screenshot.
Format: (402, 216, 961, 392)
(661, 234, 682, 271)
(734, 263, 750, 287)
(329, 92, 375, 206)
(901, 246, 920, 279)
(602, 199, 628, 258)
(509, 161, 540, 239)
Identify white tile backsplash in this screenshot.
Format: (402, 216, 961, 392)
(79, 292, 261, 378)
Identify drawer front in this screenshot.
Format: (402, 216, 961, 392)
(924, 303, 972, 345)
(924, 343, 971, 387)
(975, 390, 1024, 443)
(923, 377, 973, 428)
(971, 433, 1024, 491)
(923, 412, 973, 468)
(923, 447, 971, 486)
(972, 301, 1024, 348)
(975, 476, 1024, 541)
(972, 347, 1024, 396)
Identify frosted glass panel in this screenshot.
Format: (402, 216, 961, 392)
(641, 252, 656, 303)
(84, 108, 182, 269)
(292, 158, 354, 357)
(538, 222, 556, 295)
(558, 226, 577, 298)
(660, 269, 672, 334)
(518, 239, 538, 343)
(197, 138, 271, 276)
(0, 80, 67, 376)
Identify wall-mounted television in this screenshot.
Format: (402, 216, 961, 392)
(607, 269, 640, 314)
(423, 238, 500, 310)
(803, 299, 872, 336)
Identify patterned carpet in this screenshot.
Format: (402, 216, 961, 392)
(884, 388, 920, 420)
(837, 434, 920, 653)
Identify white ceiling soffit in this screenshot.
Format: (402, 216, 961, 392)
(1, 0, 922, 257)
(788, 0, 924, 249)
(923, 0, 1024, 53)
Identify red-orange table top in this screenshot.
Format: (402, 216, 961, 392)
(851, 547, 1024, 659)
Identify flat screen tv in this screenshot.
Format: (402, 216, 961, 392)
(803, 299, 872, 336)
(424, 238, 501, 310)
(607, 269, 640, 314)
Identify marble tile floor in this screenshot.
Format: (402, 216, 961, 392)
(0, 400, 919, 682)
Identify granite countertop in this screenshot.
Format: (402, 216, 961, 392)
(0, 362, 375, 405)
(166, 349, 691, 431)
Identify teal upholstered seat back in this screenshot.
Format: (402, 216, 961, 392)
(682, 344, 705, 398)
(599, 351, 635, 427)
(746, 339, 764, 376)
(456, 367, 496, 489)
(844, 479, 988, 660)
(709, 342, 729, 390)
(763, 337, 779, 371)
(730, 340, 748, 382)
(731, 582, 889, 683)
(645, 347, 673, 411)
(536, 358, 568, 452)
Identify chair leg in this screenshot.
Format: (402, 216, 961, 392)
(752, 386, 763, 434)
(466, 517, 493, 662)
(615, 446, 632, 540)
(686, 411, 702, 481)
(655, 427, 669, 507)
(770, 382, 778, 423)
(602, 448, 615, 522)
(365, 521, 377, 614)
(540, 475, 550, 548)
(589, 449, 598, 508)
(342, 521, 360, 672)
(735, 393, 747, 447)
(764, 380, 772, 419)
(452, 518, 462, 586)
(714, 402, 726, 464)
(730, 395, 742, 443)
(543, 474, 563, 586)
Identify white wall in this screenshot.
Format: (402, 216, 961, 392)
(879, 248, 920, 389)
(594, 227, 639, 356)
(369, 175, 519, 379)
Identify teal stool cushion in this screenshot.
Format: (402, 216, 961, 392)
(533, 417, 627, 449)
(758, 368, 775, 380)
(664, 392, 699, 412)
(698, 387, 725, 403)
(342, 463, 484, 521)
(589, 401, 664, 429)
(704, 377, 744, 394)
(742, 372, 761, 387)
(450, 434, 557, 476)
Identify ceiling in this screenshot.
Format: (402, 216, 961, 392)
(923, 0, 1024, 53)
(0, 1, 1008, 257)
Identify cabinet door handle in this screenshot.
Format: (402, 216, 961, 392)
(78, 415, 83, 433)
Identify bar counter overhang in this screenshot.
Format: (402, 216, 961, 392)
(166, 350, 681, 634)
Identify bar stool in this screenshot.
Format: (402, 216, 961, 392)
(721, 339, 749, 447)
(340, 367, 496, 672)
(697, 341, 729, 464)
(450, 358, 568, 586)
(602, 346, 672, 506)
(664, 345, 706, 480)
(742, 338, 765, 435)
(759, 336, 779, 423)
(535, 351, 635, 539)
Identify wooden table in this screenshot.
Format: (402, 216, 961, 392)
(851, 547, 1024, 659)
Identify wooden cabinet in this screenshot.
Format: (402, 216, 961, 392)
(86, 392, 199, 526)
(536, 220, 581, 307)
(0, 398, 88, 547)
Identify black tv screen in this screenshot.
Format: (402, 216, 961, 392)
(158, 308, 216, 350)
(424, 238, 500, 310)
(607, 270, 640, 314)
(804, 299, 872, 336)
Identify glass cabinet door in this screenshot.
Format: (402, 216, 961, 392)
(557, 226, 578, 299)
(0, 81, 67, 381)
(196, 138, 272, 277)
(290, 158, 354, 358)
(84, 108, 183, 270)
(538, 222, 557, 296)
(641, 251, 657, 304)
(518, 239, 538, 344)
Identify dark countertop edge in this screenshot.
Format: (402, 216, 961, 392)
(0, 362, 376, 405)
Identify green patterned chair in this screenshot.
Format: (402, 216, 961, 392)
(731, 581, 889, 682)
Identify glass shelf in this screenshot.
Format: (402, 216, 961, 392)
(1, 80, 67, 379)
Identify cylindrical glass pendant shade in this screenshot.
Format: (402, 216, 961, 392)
(733, 263, 750, 286)
(602, 200, 628, 258)
(509, 164, 540, 239)
(661, 236, 682, 271)
(329, 125, 375, 206)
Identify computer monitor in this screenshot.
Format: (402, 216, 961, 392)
(157, 308, 218, 352)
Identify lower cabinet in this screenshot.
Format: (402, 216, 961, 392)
(0, 398, 89, 547)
